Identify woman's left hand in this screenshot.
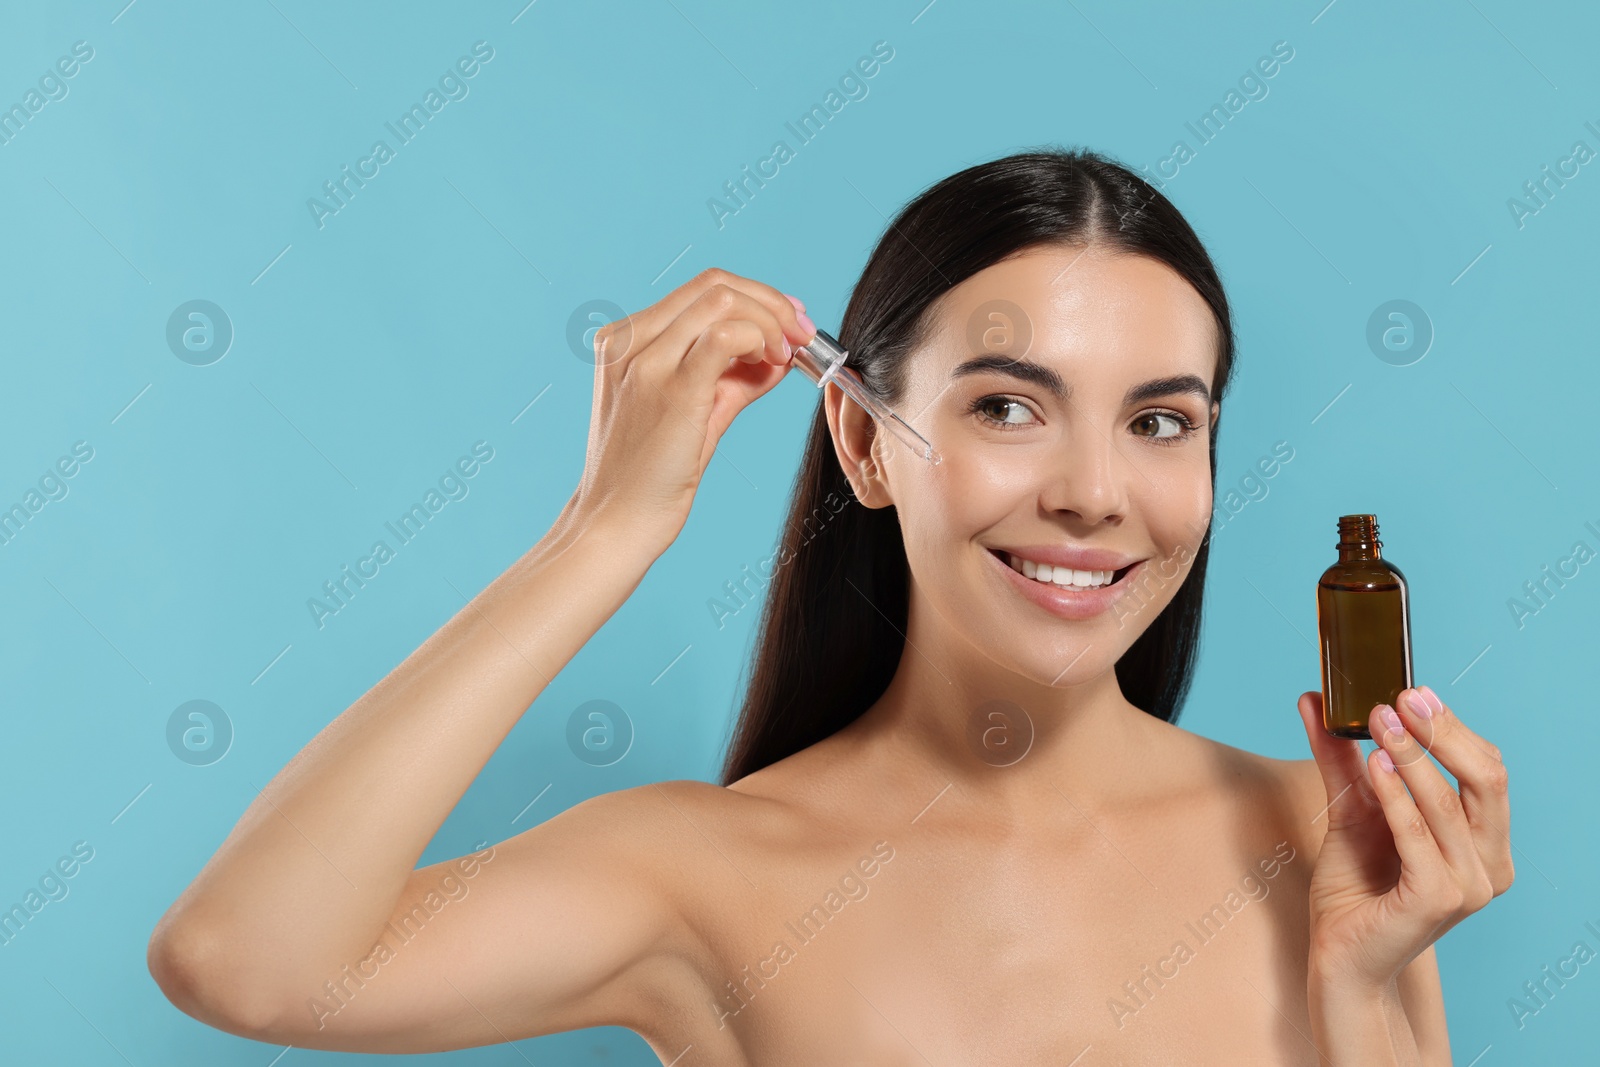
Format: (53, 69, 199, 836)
(1296, 685, 1515, 991)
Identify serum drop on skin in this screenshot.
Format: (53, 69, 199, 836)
(1316, 514, 1414, 739)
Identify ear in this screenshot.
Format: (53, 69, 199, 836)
(1210, 399, 1220, 432)
(823, 372, 894, 508)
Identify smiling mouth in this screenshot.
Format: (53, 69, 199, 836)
(988, 549, 1139, 590)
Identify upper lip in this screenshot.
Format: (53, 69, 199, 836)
(991, 545, 1145, 572)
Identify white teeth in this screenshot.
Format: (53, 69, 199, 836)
(1005, 553, 1116, 588)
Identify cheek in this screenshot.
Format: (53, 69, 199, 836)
(903, 448, 1027, 553)
(1137, 465, 1214, 554)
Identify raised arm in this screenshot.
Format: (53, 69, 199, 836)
(146, 269, 815, 1049)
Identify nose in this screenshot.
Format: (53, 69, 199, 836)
(1039, 422, 1130, 526)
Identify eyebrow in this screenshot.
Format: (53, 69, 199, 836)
(949, 354, 1212, 407)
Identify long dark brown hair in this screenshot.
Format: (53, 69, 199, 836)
(718, 146, 1237, 786)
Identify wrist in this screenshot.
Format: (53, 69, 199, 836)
(1309, 969, 1401, 1013)
(1308, 970, 1419, 1067)
(546, 490, 680, 564)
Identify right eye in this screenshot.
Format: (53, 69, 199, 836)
(968, 395, 1039, 430)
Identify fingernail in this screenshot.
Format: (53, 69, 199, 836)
(796, 309, 817, 341)
(1376, 749, 1396, 773)
(1403, 688, 1432, 720)
(783, 292, 807, 312)
(1419, 685, 1445, 716)
(1379, 704, 1404, 737)
(782, 338, 793, 361)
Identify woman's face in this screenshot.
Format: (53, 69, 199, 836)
(831, 243, 1221, 687)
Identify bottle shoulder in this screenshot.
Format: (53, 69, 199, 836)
(1318, 556, 1406, 588)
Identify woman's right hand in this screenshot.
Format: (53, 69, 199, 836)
(566, 268, 817, 555)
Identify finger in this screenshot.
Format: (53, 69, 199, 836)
(684, 318, 775, 378)
(1295, 691, 1379, 826)
(613, 268, 806, 365)
(675, 319, 792, 435)
(632, 283, 799, 383)
(704, 356, 791, 448)
(668, 319, 770, 397)
(597, 268, 810, 369)
(1367, 701, 1484, 886)
(1396, 685, 1514, 896)
(1364, 745, 1459, 943)
(632, 318, 789, 481)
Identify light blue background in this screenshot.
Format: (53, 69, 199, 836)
(1, 0, 1594, 1062)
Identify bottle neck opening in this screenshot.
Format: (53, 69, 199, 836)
(1336, 515, 1383, 561)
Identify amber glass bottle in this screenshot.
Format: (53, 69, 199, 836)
(1316, 514, 1413, 739)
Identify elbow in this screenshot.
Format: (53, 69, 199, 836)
(147, 913, 285, 1039)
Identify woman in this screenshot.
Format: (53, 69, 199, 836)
(147, 148, 1512, 1064)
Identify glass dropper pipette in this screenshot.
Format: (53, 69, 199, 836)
(790, 328, 942, 465)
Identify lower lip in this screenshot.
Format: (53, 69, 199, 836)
(986, 550, 1146, 621)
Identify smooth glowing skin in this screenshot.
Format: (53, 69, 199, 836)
(146, 256, 1459, 1065)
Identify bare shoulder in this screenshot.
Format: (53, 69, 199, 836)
(1271, 754, 1334, 851)
(723, 725, 867, 810)
(568, 776, 785, 865)
(1143, 713, 1319, 801)
(1138, 714, 1329, 847)
(576, 775, 824, 890)
(504, 777, 779, 933)
(497, 777, 792, 1022)
(559, 722, 865, 892)
(485, 778, 751, 932)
